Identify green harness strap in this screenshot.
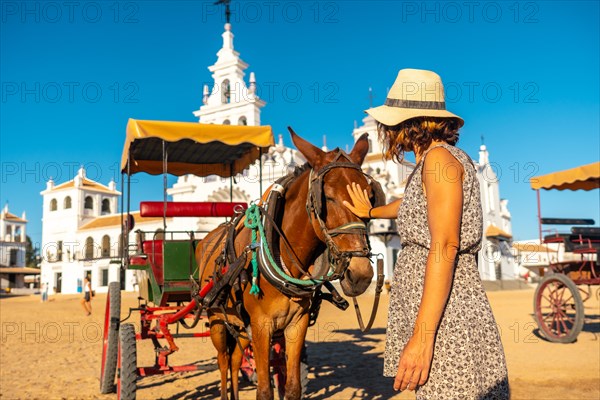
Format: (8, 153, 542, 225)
(244, 204, 324, 296)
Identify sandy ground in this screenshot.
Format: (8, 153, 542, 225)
(1, 287, 599, 400)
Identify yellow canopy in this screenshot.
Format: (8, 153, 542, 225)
(485, 224, 512, 240)
(121, 119, 274, 177)
(530, 161, 600, 191)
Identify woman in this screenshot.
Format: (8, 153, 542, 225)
(344, 69, 509, 399)
(81, 275, 93, 316)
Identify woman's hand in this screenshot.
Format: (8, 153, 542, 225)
(342, 182, 372, 218)
(393, 334, 434, 392)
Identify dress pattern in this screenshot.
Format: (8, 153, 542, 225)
(383, 143, 509, 399)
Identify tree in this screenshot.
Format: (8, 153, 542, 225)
(25, 236, 39, 268)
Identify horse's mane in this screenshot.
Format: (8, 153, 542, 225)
(291, 162, 311, 177)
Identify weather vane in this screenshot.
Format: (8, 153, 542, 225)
(214, 0, 232, 24)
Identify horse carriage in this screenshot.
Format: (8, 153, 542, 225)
(530, 161, 600, 343)
(100, 119, 385, 399)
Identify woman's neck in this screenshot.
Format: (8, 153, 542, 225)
(415, 140, 447, 165)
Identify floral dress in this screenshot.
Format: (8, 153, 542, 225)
(383, 143, 509, 399)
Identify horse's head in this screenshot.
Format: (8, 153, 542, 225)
(290, 128, 381, 297)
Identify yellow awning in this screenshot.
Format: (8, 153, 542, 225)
(530, 161, 600, 191)
(486, 225, 512, 240)
(121, 119, 274, 177)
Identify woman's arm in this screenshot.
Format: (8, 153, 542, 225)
(342, 182, 402, 219)
(394, 147, 464, 392)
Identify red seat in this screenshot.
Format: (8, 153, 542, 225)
(140, 201, 247, 218)
(141, 240, 164, 285)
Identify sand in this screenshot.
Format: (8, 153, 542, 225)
(1, 287, 599, 400)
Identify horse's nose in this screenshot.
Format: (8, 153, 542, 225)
(340, 257, 373, 297)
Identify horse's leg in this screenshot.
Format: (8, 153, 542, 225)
(283, 313, 309, 400)
(251, 319, 274, 400)
(210, 320, 231, 400)
(229, 335, 250, 400)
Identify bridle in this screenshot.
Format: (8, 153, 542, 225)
(306, 150, 373, 281)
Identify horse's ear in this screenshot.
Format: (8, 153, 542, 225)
(349, 133, 370, 165)
(288, 126, 325, 167)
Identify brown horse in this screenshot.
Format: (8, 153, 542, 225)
(196, 129, 376, 400)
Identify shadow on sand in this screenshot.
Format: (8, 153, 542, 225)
(147, 328, 391, 399)
(305, 327, 394, 400)
(530, 312, 600, 342)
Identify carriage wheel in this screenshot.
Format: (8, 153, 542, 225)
(118, 323, 137, 400)
(100, 282, 121, 393)
(534, 274, 585, 343)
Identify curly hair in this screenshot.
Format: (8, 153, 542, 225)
(377, 117, 461, 163)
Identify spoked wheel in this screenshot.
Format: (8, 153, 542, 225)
(118, 323, 137, 400)
(534, 274, 585, 343)
(100, 282, 121, 393)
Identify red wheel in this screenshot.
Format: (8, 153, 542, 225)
(100, 282, 121, 393)
(534, 274, 584, 343)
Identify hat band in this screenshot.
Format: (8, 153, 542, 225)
(384, 98, 446, 110)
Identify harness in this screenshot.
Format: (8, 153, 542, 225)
(202, 150, 386, 332)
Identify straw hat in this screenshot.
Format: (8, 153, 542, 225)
(366, 68, 464, 127)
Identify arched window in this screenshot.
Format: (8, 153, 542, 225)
(101, 235, 110, 257)
(101, 199, 111, 214)
(50, 199, 57, 211)
(64, 196, 72, 209)
(223, 119, 231, 125)
(84, 196, 93, 210)
(238, 116, 247, 126)
(84, 237, 94, 260)
(221, 79, 231, 104)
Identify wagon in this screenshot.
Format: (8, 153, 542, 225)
(530, 161, 600, 343)
(99, 119, 279, 398)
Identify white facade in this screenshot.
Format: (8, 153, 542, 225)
(39, 167, 166, 294)
(476, 145, 517, 280)
(0, 204, 27, 267)
(0, 205, 29, 288)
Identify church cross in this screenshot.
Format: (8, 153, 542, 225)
(214, 0, 232, 24)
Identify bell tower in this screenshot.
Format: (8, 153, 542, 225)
(193, 23, 265, 126)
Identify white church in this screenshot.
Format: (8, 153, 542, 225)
(40, 23, 515, 295)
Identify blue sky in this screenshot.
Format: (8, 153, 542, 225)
(1, 1, 599, 247)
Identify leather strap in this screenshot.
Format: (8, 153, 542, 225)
(352, 257, 385, 333)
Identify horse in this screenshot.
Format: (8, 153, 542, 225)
(195, 129, 380, 400)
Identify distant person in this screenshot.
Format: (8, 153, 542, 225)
(40, 282, 48, 303)
(81, 276, 93, 316)
(343, 69, 509, 398)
